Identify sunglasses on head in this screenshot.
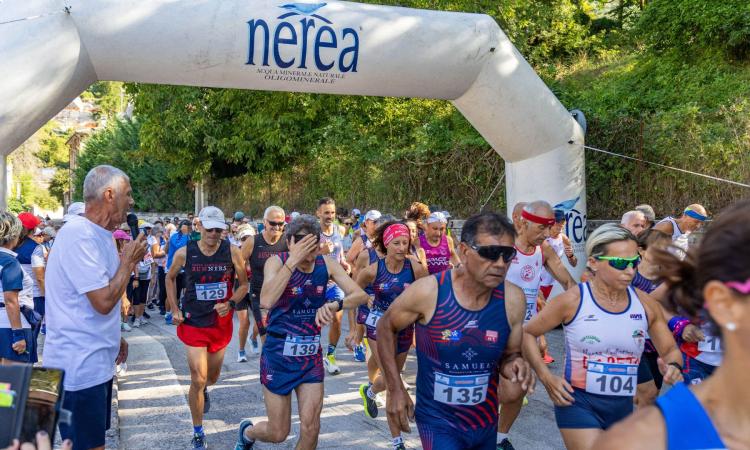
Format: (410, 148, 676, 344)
(267, 220, 285, 227)
(470, 244, 516, 263)
(595, 255, 641, 270)
(205, 228, 223, 234)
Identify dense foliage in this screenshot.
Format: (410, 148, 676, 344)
(126, 0, 749, 218)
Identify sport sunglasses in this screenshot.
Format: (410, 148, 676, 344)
(266, 220, 285, 227)
(470, 244, 516, 263)
(595, 255, 641, 270)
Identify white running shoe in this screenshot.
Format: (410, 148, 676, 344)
(401, 374, 413, 391)
(139, 316, 149, 325)
(375, 392, 386, 408)
(132, 318, 141, 328)
(323, 354, 341, 375)
(121, 322, 132, 332)
(116, 362, 128, 376)
(237, 351, 248, 363)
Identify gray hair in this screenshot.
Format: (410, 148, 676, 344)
(285, 214, 321, 240)
(0, 212, 23, 247)
(523, 200, 553, 216)
(264, 205, 285, 220)
(621, 210, 645, 226)
(586, 223, 637, 257)
(152, 224, 164, 235)
(83, 165, 130, 202)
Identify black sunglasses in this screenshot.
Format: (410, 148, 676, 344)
(267, 220, 285, 227)
(343, 222, 353, 226)
(293, 233, 319, 244)
(470, 244, 516, 263)
(205, 228, 223, 234)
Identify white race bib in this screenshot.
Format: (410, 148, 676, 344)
(524, 301, 536, 322)
(585, 362, 637, 397)
(282, 335, 321, 357)
(698, 335, 722, 353)
(433, 372, 489, 406)
(365, 309, 383, 328)
(195, 282, 228, 302)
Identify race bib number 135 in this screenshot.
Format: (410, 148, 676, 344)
(433, 372, 489, 406)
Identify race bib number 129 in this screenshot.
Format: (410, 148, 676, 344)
(195, 282, 227, 301)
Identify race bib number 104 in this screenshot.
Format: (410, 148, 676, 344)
(585, 362, 637, 397)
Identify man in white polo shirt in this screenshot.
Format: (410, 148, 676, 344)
(43, 165, 147, 450)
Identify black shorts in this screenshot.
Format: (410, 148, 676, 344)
(637, 351, 663, 388)
(60, 378, 113, 450)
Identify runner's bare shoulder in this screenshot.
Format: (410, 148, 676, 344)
(591, 406, 666, 450)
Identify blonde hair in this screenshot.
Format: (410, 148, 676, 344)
(586, 223, 636, 257)
(0, 211, 23, 247)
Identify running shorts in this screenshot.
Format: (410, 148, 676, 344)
(260, 333, 324, 396)
(417, 421, 495, 450)
(554, 388, 633, 429)
(682, 353, 717, 385)
(60, 378, 113, 450)
(177, 313, 233, 353)
(356, 304, 370, 325)
(366, 322, 414, 354)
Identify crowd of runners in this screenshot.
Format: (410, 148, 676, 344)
(0, 164, 748, 450)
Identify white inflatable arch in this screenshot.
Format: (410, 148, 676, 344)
(0, 0, 588, 267)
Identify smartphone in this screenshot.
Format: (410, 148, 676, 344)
(19, 367, 65, 444)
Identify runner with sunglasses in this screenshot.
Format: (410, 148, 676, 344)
(238, 206, 288, 361)
(523, 223, 683, 450)
(499, 201, 577, 450)
(593, 200, 750, 450)
(375, 212, 533, 450)
(234, 214, 367, 450)
(166, 206, 249, 450)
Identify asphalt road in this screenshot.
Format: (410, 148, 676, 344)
(116, 312, 567, 450)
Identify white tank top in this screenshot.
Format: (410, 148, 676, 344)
(506, 245, 543, 322)
(658, 217, 690, 255)
(695, 323, 723, 366)
(564, 283, 647, 397)
(540, 235, 565, 286)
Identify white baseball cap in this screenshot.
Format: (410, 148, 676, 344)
(365, 210, 382, 222)
(237, 225, 256, 240)
(427, 212, 448, 224)
(198, 206, 227, 230)
(141, 222, 154, 229)
(63, 202, 86, 222)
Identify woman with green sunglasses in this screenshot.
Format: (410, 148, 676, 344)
(521, 223, 684, 450)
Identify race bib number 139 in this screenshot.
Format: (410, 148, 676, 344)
(283, 335, 321, 357)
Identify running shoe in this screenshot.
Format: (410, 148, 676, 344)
(121, 322, 132, 332)
(394, 445, 406, 450)
(143, 311, 151, 319)
(40, 324, 46, 335)
(132, 318, 141, 328)
(237, 350, 248, 363)
(165, 312, 173, 325)
(250, 338, 259, 355)
(140, 316, 149, 325)
(401, 374, 412, 391)
(203, 388, 210, 414)
(359, 383, 378, 418)
(497, 438, 515, 450)
(353, 344, 366, 362)
(116, 362, 127, 377)
(323, 354, 341, 375)
(543, 352, 555, 364)
(234, 419, 255, 450)
(191, 433, 207, 449)
(148, 303, 155, 310)
(159, 308, 166, 316)
(375, 392, 386, 408)
(523, 396, 529, 406)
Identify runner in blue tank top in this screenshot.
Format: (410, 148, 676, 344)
(375, 213, 533, 450)
(234, 215, 367, 450)
(592, 200, 750, 450)
(351, 221, 428, 446)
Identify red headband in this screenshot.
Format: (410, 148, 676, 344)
(522, 210, 555, 226)
(383, 224, 410, 247)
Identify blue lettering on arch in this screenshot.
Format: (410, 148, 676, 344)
(274, 22, 298, 68)
(339, 28, 359, 72)
(314, 26, 336, 71)
(247, 19, 271, 66)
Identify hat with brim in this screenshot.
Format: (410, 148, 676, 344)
(113, 230, 131, 241)
(198, 206, 228, 230)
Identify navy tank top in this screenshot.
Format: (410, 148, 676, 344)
(415, 270, 510, 431)
(182, 240, 234, 327)
(265, 254, 329, 337)
(372, 258, 414, 312)
(249, 233, 288, 296)
(656, 383, 726, 450)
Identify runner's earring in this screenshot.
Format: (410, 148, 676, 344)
(725, 322, 737, 332)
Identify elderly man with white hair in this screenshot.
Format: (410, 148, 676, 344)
(43, 165, 147, 450)
(621, 210, 648, 237)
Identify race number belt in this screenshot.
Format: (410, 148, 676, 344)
(195, 282, 228, 302)
(282, 335, 321, 357)
(365, 308, 383, 328)
(585, 361, 637, 397)
(433, 372, 489, 406)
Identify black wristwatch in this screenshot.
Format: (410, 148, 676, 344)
(227, 300, 237, 309)
(668, 361, 683, 371)
(336, 298, 344, 312)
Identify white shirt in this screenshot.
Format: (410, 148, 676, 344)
(43, 215, 121, 391)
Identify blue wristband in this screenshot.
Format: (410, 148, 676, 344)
(667, 316, 689, 331)
(11, 329, 25, 343)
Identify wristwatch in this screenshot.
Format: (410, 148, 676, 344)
(336, 298, 344, 312)
(227, 300, 237, 309)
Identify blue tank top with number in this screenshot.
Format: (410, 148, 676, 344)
(265, 254, 329, 337)
(372, 258, 414, 312)
(415, 270, 510, 431)
(656, 383, 726, 450)
(360, 247, 379, 315)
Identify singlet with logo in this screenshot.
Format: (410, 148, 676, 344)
(15, 237, 45, 299)
(506, 245, 544, 322)
(658, 217, 690, 254)
(182, 240, 235, 328)
(372, 258, 414, 313)
(415, 271, 510, 431)
(631, 271, 661, 353)
(249, 233, 289, 297)
(564, 283, 647, 397)
(540, 235, 565, 286)
(265, 254, 329, 338)
(320, 225, 344, 263)
(656, 383, 726, 450)
(419, 234, 451, 274)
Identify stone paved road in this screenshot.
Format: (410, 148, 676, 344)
(116, 313, 566, 450)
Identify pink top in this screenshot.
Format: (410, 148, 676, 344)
(419, 233, 451, 274)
